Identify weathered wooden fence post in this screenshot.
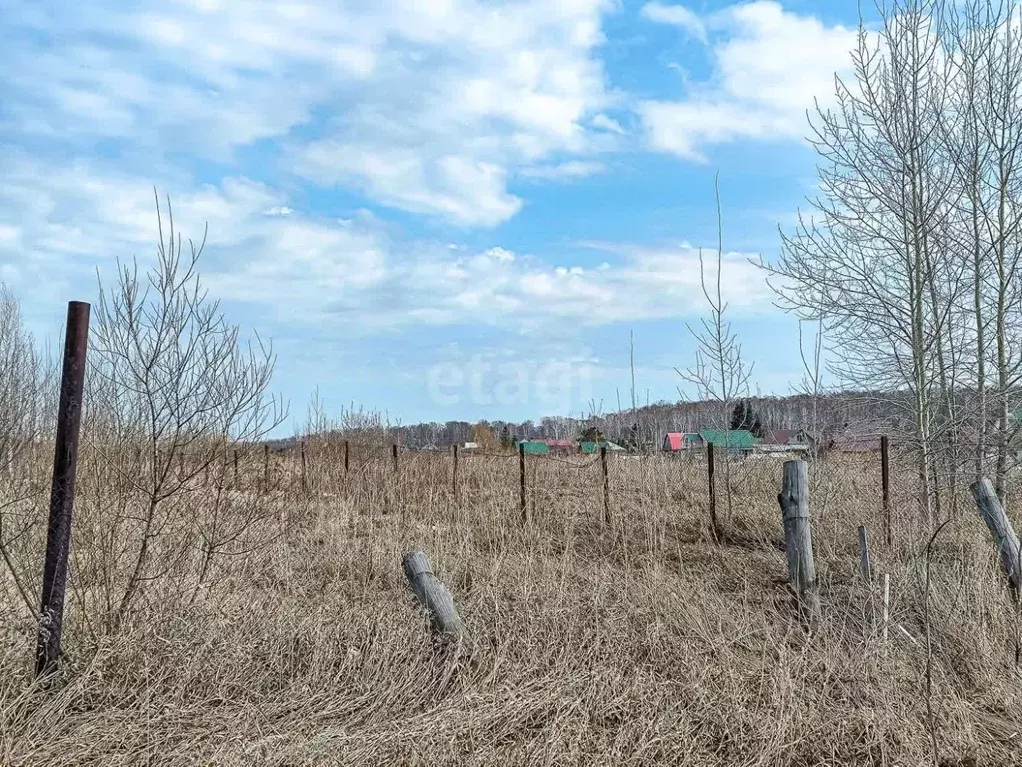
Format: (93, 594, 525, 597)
(858, 524, 872, 581)
(519, 442, 527, 523)
(36, 301, 90, 678)
(881, 435, 891, 546)
(233, 449, 239, 487)
(970, 477, 1022, 591)
(344, 440, 350, 474)
(392, 443, 399, 474)
(707, 442, 718, 539)
(601, 445, 611, 527)
(402, 551, 462, 637)
(778, 459, 821, 623)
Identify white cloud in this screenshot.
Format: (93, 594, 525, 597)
(591, 114, 627, 134)
(293, 142, 523, 228)
(213, 230, 774, 331)
(0, 156, 774, 336)
(641, 2, 707, 42)
(1, 0, 617, 228)
(519, 161, 606, 180)
(639, 0, 856, 160)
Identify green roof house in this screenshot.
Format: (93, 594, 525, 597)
(516, 440, 549, 456)
(581, 440, 628, 454)
(694, 429, 759, 453)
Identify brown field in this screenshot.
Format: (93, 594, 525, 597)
(0, 445, 1020, 766)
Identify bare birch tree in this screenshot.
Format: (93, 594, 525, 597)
(762, 0, 963, 523)
(678, 174, 753, 534)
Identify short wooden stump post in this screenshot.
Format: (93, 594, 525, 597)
(778, 459, 821, 623)
(402, 551, 463, 637)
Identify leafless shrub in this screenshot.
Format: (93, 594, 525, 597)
(76, 190, 286, 632)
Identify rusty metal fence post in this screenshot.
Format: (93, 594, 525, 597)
(707, 442, 718, 540)
(519, 442, 527, 523)
(601, 445, 611, 527)
(881, 435, 891, 546)
(36, 301, 90, 678)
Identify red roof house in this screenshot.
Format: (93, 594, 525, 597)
(544, 439, 576, 455)
(664, 433, 684, 451)
(761, 429, 796, 445)
(663, 432, 702, 451)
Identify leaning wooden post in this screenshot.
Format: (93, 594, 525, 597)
(601, 445, 611, 527)
(519, 442, 527, 523)
(402, 551, 462, 637)
(970, 477, 1022, 592)
(777, 459, 821, 622)
(344, 440, 350, 474)
(707, 442, 719, 540)
(36, 301, 90, 678)
(881, 436, 892, 547)
(858, 525, 872, 581)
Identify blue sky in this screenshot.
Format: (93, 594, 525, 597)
(0, 0, 866, 434)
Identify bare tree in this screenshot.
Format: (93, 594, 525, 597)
(966, 0, 1022, 505)
(84, 190, 286, 630)
(678, 174, 754, 532)
(762, 0, 965, 524)
(794, 317, 826, 457)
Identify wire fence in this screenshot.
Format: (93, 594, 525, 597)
(136, 440, 919, 536)
(0, 436, 983, 565)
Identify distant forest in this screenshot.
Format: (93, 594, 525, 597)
(303, 390, 917, 451)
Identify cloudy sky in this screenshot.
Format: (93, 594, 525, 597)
(0, 0, 863, 432)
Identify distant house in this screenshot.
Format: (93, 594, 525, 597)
(828, 434, 883, 453)
(580, 440, 627, 454)
(761, 429, 795, 446)
(544, 439, 576, 455)
(663, 432, 701, 452)
(604, 441, 626, 452)
(516, 440, 550, 456)
(463, 441, 480, 452)
(679, 429, 759, 454)
(757, 429, 814, 453)
(663, 430, 758, 453)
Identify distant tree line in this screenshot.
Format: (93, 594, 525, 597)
(335, 389, 909, 451)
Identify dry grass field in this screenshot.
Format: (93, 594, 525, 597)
(0, 445, 1021, 766)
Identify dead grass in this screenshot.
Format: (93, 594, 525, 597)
(0, 448, 1020, 765)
